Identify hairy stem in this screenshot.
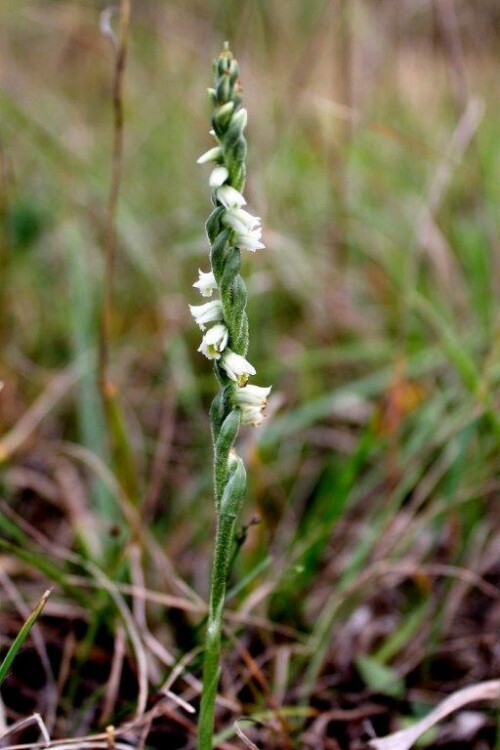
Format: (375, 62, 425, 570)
(193, 44, 268, 746)
(198, 457, 246, 750)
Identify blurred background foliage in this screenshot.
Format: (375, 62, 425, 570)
(0, 1, 499, 746)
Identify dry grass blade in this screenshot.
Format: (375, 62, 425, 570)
(59, 442, 204, 606)
(234, 720, 261, 749)
(97, 0, 141, 507)
(163, 690, 195, 715)
(228, 632, 293, 750)
(0, 713, 50, 746)
(83, 560, 149, 720)
(369, 680, 500, 750)
(0, 370, 77, 463)
(99, 625, 126, 726)
(2, 743, 134, 750)
(415, 97, 484, 294)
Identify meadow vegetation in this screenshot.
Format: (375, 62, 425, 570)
(0, 2, 499, 748)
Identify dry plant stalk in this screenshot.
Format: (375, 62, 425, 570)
(369, 680, 500, 750)
(98, 0, 139, 504)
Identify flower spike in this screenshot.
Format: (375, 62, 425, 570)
(193, 44, 271, 750)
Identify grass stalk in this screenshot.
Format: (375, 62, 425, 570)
(98, 0, 139, 505)
(0, 588, 51, 687)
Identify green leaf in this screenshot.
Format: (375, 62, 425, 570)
(0, 589, 52, 687)
(375, 601, 430, 664)
(355, 655, 405, 698)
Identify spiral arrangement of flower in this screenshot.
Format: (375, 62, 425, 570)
(191, 43, 270, 748)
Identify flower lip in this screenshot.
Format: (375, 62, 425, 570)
(234, 384, 272, 404)
(216, 185, 246, 209)
(224, 207, 261, 231)
(223, 211, 261, 236)
(198, 324, 229, 360)
(189, 300, 224, 330)
(193, 269, 218, 298)
(222, 210, 265, 252)
(239, 405, 268, 426)
(220, 350, 256, 386)
(235, 233, 265, 252)
(233, 383, 272, 426)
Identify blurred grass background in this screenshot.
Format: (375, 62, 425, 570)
(0, 1, 499, 747)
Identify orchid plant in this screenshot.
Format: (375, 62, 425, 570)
(190, 43, 270, 748)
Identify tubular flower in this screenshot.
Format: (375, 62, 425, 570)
(197, 146, 223, 164)
(198, 324, 229, 360)
(220, 350, 256, 386)
(193, 269, 218, 297)
(234, 227, 265, 252)
(233, 384, 271, 426)
(222, 207, 265, 252)
(215, 184, 246, 209)
(223, 207, 261, 233)
(189, 300, 223, 330)
(209, 166, 229, 188)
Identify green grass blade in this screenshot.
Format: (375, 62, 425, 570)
(0, 588, 51, 687)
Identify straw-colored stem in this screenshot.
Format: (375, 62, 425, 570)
(98, 0, 139, 505)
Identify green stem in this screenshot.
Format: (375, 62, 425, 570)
(197, 525, 228, 749)
(198, 456, 246, 750)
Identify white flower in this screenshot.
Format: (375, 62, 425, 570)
(198, 324, 229, 360)
(233, 383, 271, 424)
(222, 207, 265, 252)
(235, 230, 265, 252)
(189, 300, 223, 330)
(209, 166, 229, 187)
(233, 384, 272, 406)
(193, 269, 218, 297)
(220, 350, 256, 386)
(216, 185, 246, 209)
(197, 146, 223, 164)
(240, 406, 266, 426)
(223, 207, 261, 233)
